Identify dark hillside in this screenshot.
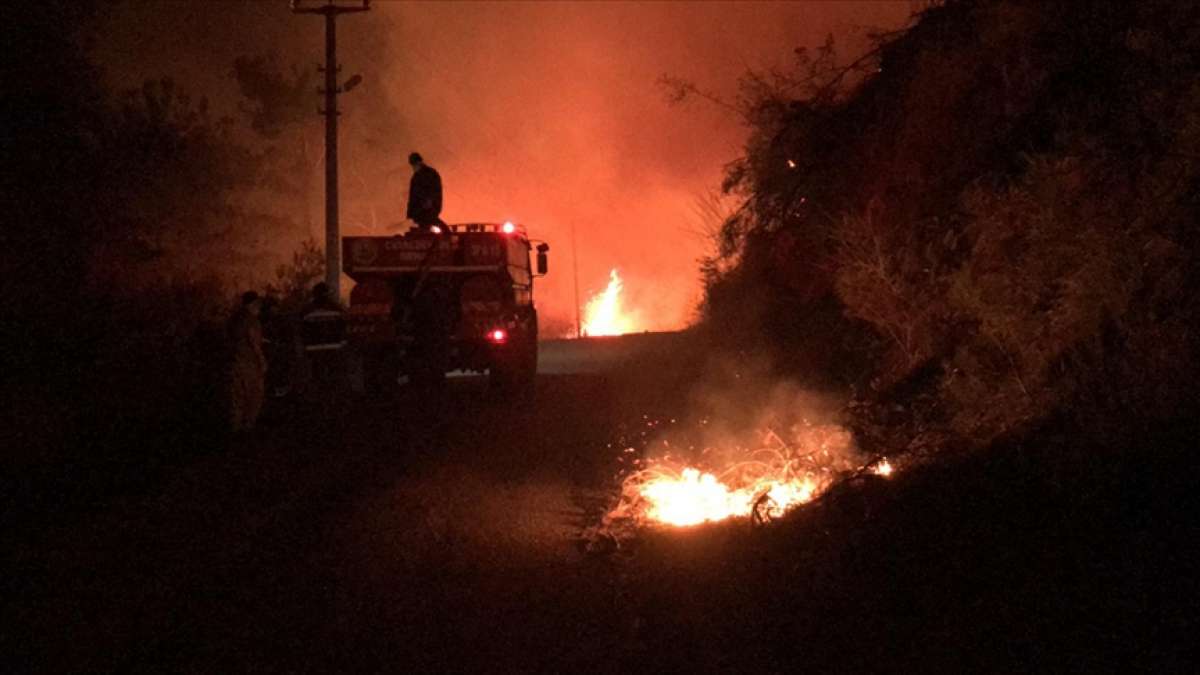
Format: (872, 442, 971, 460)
(704, 0, 1200, 454)
(682, 4, 1200, 665)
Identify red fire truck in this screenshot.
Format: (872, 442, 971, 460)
(341, 222, 548, 393)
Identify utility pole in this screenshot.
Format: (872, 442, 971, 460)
(572, 223, 581, 338)
(291, 0, 369, 299)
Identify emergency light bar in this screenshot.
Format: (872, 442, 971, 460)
(444, 222, 526, 236)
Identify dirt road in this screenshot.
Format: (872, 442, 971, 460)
(9, 333, 702, 672)
(12, 330, 1191, 672)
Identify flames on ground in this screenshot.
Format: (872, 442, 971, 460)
(581, 269, 637, 337)
(603, 416, 896, 529)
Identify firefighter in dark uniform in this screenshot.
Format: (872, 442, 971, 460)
(406, 151, 444, 230)
(259, 295, 295, 399)
(301, 282, 348, 398)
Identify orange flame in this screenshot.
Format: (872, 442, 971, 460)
(608, 426, 897, 529)
(638, 467, 819, 526)
(581, 268, 636, 336)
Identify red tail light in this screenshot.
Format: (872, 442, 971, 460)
(488, 329, 508, 343)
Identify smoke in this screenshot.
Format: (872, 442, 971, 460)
(684, 352, 860, 464)
(600, 349, 867, 530)
(91, 1, 911, 327)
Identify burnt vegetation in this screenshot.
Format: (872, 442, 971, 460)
(669, 0, 1199, 667)
(699, 0, 1200, 455)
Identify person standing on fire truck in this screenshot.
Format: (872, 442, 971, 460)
(406, 151, 444, 230)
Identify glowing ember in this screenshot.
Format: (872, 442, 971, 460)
(581, 268, 636, 336)
(874, 459, 893, 476)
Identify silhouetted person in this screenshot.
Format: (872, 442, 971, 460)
(406, 151, 443, 230)
(301, 282, 346, 353)
(301, 282, 348, 398)
(226, 291, 266, 432)
(260, 295, 295, 398)
(304, 281, 344, 315)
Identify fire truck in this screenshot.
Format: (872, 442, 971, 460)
(341, 222, 548, 393)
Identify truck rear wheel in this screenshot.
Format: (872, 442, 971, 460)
(408, 337, 448, 389)
(490, 336, 536, 399)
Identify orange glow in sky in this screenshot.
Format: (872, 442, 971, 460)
(93, 3, 913, 330)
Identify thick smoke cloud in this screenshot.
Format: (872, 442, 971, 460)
(94, 1, 910, 332)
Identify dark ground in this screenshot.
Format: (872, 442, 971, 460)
(4, 332, 1196, 672)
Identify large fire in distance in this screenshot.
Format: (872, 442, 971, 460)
(581, 268, 637, 337)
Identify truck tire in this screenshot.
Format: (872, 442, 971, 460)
(408, 335, 447, 389)
(490, 334, 536, 399)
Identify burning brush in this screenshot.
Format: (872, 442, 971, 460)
(598, 420, 898, 536)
